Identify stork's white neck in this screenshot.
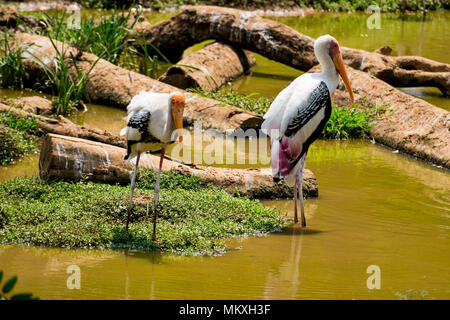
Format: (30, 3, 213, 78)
(164, 102, 174, 138)
(315, 46, 340, 94)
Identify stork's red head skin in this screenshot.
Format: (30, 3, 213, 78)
(329, 39, 354, 104)
(329, 38, 339, 58)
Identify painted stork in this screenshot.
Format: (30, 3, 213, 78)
(121, 90, 186, 240)
(261, 35, 354, 227)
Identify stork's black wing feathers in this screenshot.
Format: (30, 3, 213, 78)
(128, 110, 151, 132)
(284, 81, 331, 138)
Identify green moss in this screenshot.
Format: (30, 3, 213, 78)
(0, 177, 288, 255)
(0, 111, 39, 134)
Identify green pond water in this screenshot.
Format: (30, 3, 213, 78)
(0, 9, 449, 300)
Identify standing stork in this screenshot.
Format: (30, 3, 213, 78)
(121, 90, 186, 240)
(261, 35, 354, 227)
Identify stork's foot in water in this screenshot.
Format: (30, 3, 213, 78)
(297, 171, 306, 228)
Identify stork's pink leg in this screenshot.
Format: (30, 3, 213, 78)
(125, 151, 141, 232)
(152, 148, 165, 242)
(297, 151, 308, 228)
(293, 179, 299, 224)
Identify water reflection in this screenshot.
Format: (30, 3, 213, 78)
(0, 140, 447, 299)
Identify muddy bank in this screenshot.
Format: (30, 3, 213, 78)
(159, 42, 255, 91)
(140, 6, 450, 95)
(40, 134, 318, 199)
(316, 65, 450, 169)
(14, 33, 263, 134)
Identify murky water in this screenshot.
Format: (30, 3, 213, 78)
(1, 140, 449, 300)
(0, 8, 449, 299)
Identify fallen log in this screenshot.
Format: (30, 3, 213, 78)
(312, 65, 450, 169)
(0, 103, 124, 147)
(15, 33, 263, 134)
(159, 42, 255, 91)
(0, 6, 41, 30)
(139, 5, 450, 95)
(39, 134, 318, 199)
(3, 96, 54, 116)
(160, 41, 255, 89)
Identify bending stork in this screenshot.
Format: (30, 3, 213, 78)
(261, 35, 354, 227)
(121, 90, 186, 240)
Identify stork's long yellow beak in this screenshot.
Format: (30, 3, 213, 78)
(332, 51, 354, 104)
(171, 103, 184, 143)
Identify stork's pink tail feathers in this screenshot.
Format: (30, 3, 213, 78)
(270, 136, 302, 179)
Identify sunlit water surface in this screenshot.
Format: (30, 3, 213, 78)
(1, 140, 449, 299)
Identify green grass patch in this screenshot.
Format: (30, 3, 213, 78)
(322, 103, 385, 139)
(0, 111, 39, 165)
(0, 176, 288, 255)
(0, 31, 28, 89)
(0, 110, 39, 134)
(0, 125, 37, 165)
(136, 167, 209, 191)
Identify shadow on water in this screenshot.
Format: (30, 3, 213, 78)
(277, 227, 325, 236)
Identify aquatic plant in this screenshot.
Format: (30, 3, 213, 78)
(0, 270, 39, 300)
(0, 176, 287, 255)
(25, 36, 100, 116)
(88, 7, 141, 65)
(322, 103, 384, 139)
(0, 31, 27, 89)
(41, 7, 169, 78)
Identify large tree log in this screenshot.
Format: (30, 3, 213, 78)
(0, 7, 41, 30)
(311, 65, 450, 169)
(39, 134, 318, 199)
(15, 33, 263, 134)
(139, 5, 450, 95)
(1, 96, 54, 116)
(159, 42, 255, 91)
(0, 103, 124, 147)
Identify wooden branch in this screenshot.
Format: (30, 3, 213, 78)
(159, 42, 256, 91)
